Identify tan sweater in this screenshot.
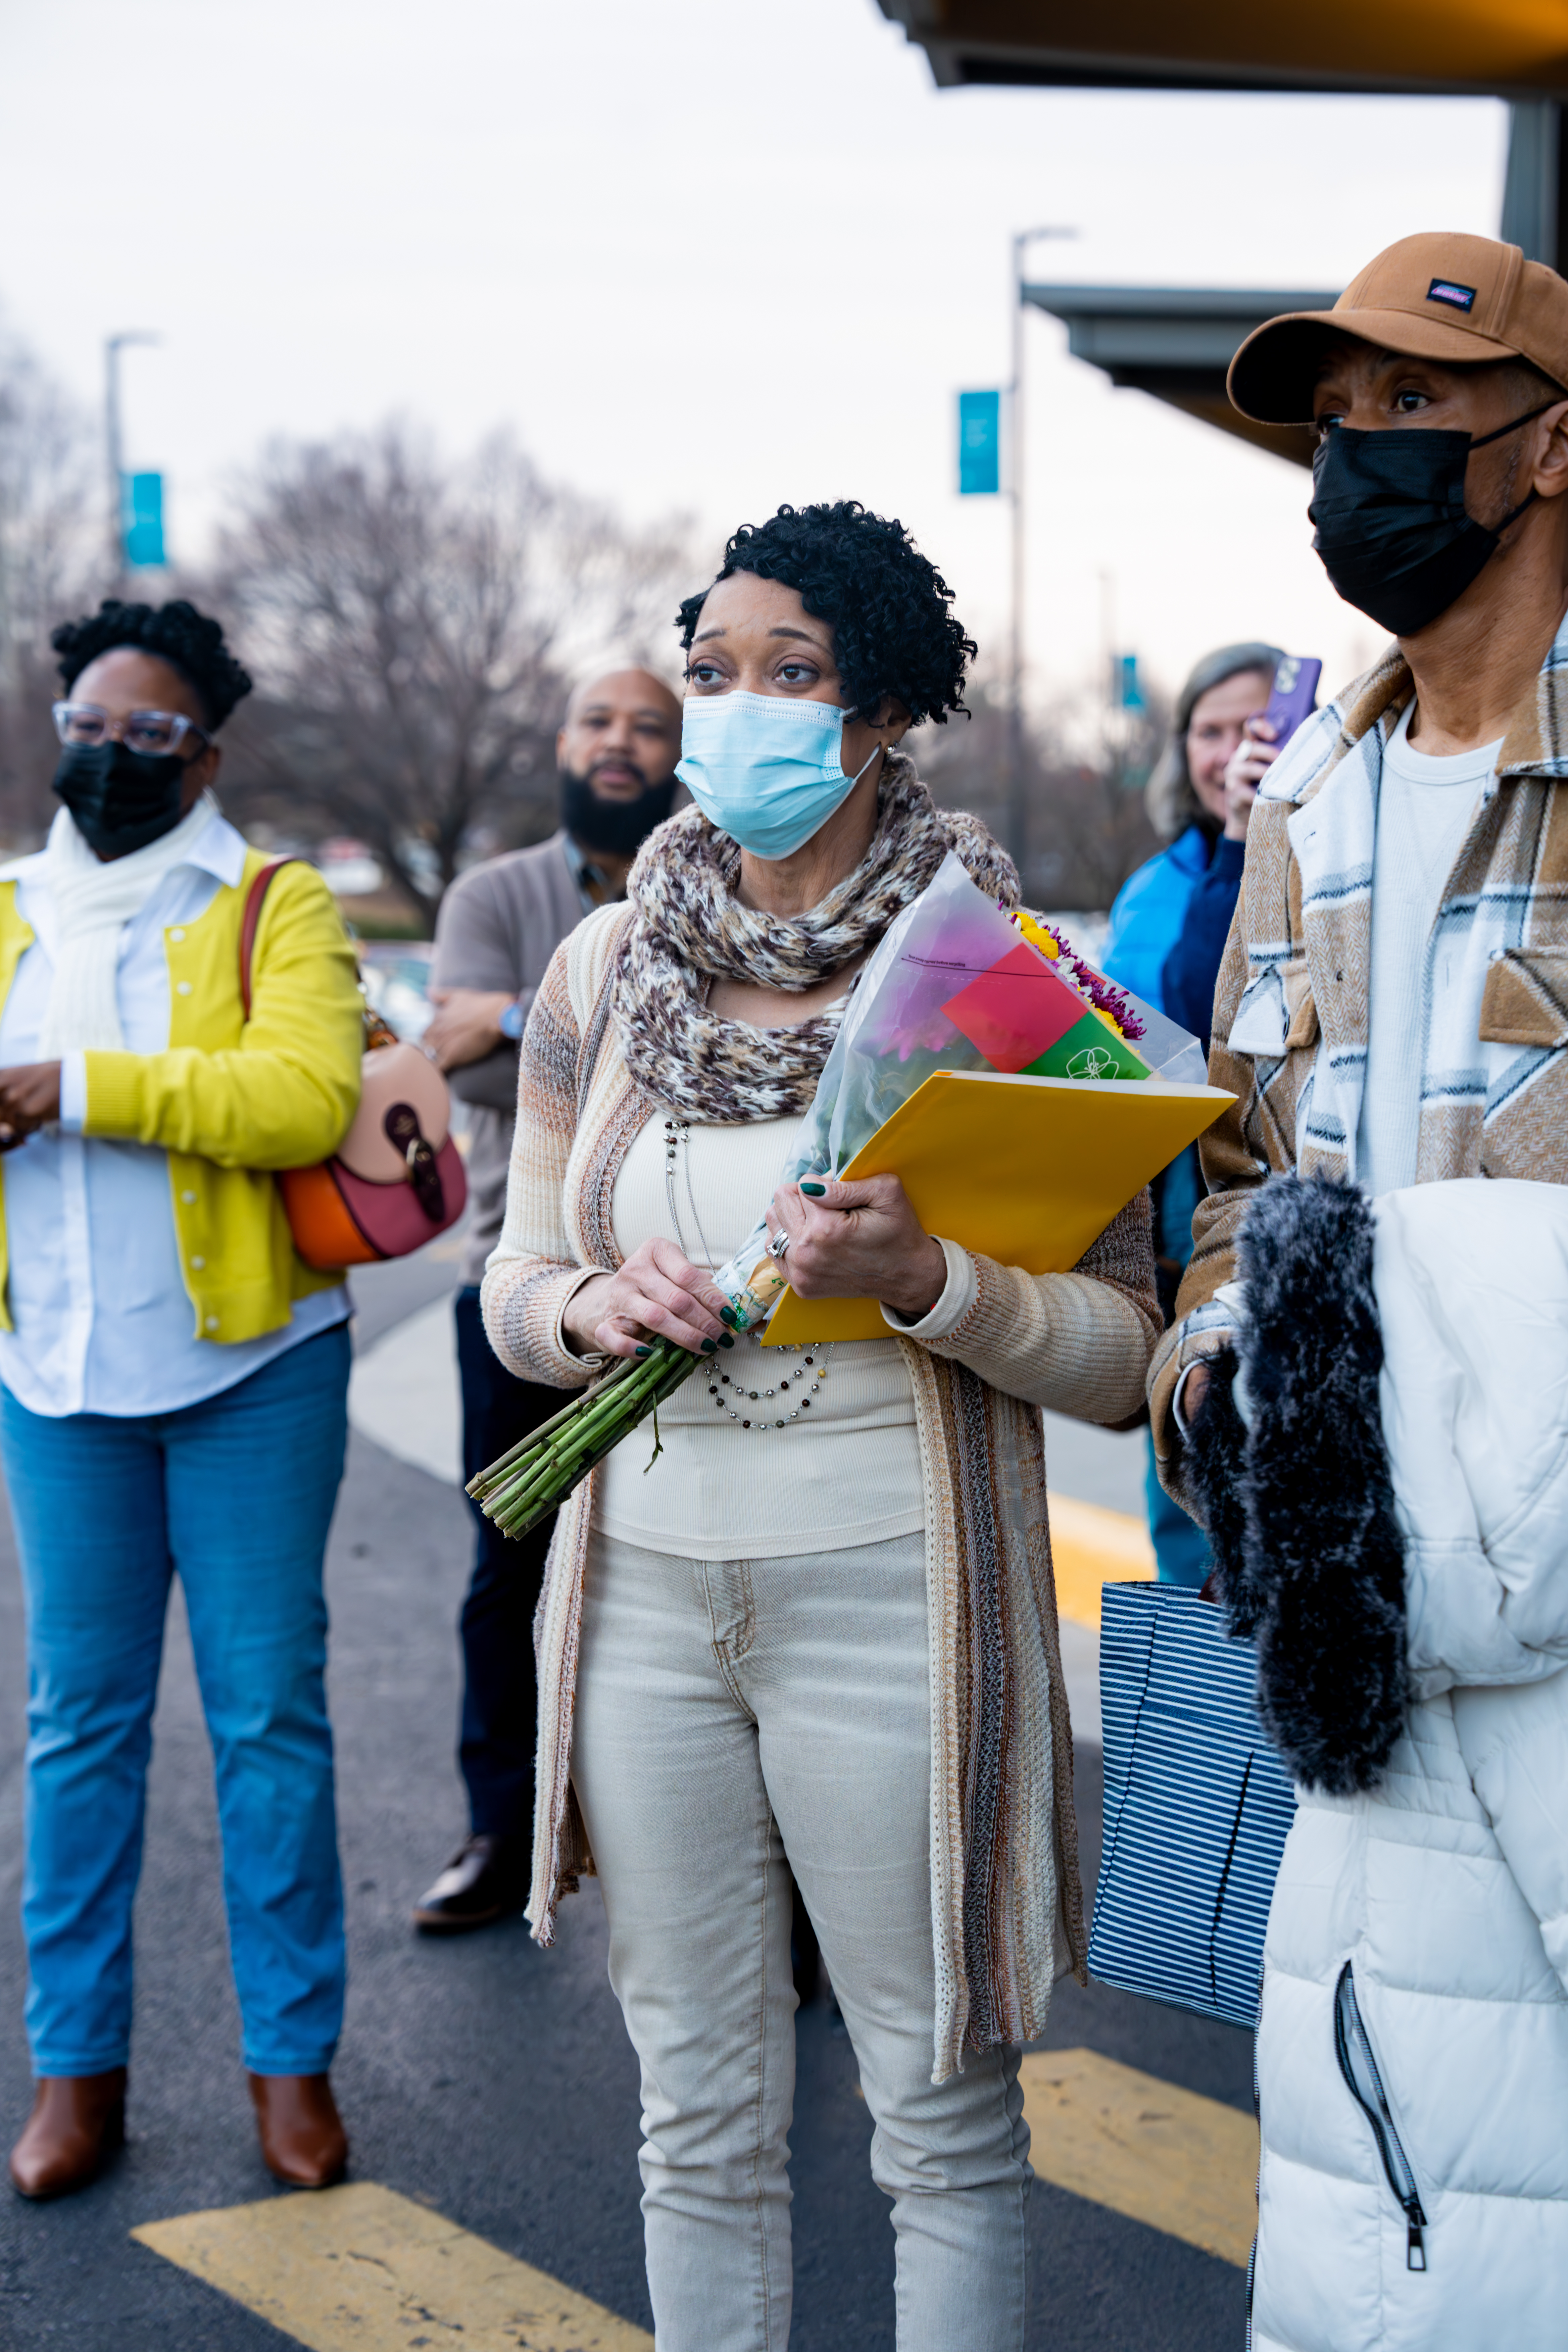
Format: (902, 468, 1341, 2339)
(482, 902, 1160, 2080)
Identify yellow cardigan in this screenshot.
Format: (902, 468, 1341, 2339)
(0, 848, 364, 1343)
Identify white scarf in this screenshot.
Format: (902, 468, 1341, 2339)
(38, 795, 220, 1058)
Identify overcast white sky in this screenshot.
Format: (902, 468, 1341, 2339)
(0, 0, 1509, 713)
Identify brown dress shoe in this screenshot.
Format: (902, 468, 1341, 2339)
(9, 2070, 127, 2200)
(247, 2072, 348, 2188)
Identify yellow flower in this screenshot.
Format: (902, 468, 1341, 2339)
(1011, 908, 1059, 960)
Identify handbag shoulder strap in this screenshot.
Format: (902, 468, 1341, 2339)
(239, 856, 303, 1022)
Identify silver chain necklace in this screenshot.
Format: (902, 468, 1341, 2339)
(662, 1117, 830, 1432)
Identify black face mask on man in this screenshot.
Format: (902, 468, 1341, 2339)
(559, 765, 676, 859)
(52, 739, 192, 859)
(1308, 402, 1558, 637)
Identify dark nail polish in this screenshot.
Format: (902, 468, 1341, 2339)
(701, 1337, 717, 1353)
(720, 1306, 738, 1328)
(800, 1180, 826, 1196)
(635, 1344, 652, 1357)
(720, 1334, 735, 1348)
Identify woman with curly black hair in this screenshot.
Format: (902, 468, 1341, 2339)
(0, 600, 364, 2202)
(481, 504, 1159, 2349)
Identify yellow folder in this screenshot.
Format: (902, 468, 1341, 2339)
(763, 1068, 1234, 1346)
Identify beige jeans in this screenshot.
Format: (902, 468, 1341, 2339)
(572, 1528, 1030, 2352)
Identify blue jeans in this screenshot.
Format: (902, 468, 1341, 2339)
(0, 1324, 350, 2077)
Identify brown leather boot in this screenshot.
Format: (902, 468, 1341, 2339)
(8, 2070, 127, 2200)
(246, 2072, 348, 2188)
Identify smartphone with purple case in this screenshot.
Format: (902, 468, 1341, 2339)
(1261, 654, 1321, 745)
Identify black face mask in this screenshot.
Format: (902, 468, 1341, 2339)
(1308, 402, 1556, 637)
(52, 740, 192, 859)
(559, 764, 676, 859)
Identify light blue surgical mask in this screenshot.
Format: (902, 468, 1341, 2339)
(676, 691, 881, 861)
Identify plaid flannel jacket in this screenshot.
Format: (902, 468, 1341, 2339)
(1152, 615, 1568, 1508)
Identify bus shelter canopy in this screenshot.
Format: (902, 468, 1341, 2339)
(877, 0, 1568, 99)
(1024, 285, 1341, 466)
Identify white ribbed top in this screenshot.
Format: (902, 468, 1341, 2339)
(1357, 699, 1499, 1196)
(590, 1113, 925, 1560)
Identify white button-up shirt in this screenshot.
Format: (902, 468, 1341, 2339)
(0, 808, 348, 1419)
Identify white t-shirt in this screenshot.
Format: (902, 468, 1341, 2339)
(1355, 700, 1501, 1196)
(590, 1113, 925, 1560)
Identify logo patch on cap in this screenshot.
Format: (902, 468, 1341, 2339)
(1427, 278, 1477, 312)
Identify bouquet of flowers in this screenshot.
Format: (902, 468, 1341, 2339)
(468, 853, 1198, 1540)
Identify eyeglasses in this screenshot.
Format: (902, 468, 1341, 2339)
(52, 702, 211, 757)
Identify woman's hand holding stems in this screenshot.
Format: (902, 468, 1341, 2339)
(561, 1172, 945, 1361)
(562, 1239, 734, 1363)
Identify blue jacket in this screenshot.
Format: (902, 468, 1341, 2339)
(1161, 834, 1245, 1053)
(1100, 825, 1213, 1015)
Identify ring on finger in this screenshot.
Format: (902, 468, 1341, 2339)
(768, 1228, 791, 1261)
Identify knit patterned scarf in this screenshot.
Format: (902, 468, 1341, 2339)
(612, 752, 1018, 1123)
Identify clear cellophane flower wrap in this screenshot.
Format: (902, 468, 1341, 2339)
(470, 853, 1200, 1539)
(712, 851, 1202, 1298)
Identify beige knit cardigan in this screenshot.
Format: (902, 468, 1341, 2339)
(481, 903, 1161, 2081)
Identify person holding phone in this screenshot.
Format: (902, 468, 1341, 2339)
(1101, 642, 1283, 1018)
(1159, 657, 1321, 1049)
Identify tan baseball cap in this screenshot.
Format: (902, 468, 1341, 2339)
(1228, 233, 1568, 425)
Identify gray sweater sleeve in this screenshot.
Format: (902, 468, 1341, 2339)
(432, 863, 523, 992)
(432, 862, 527, 1111)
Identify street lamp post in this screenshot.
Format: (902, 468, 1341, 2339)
(104, 332, 159, 590)
(1008, 226, 1076, 892)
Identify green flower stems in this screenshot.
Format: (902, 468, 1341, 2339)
(467, 1257, 790, 1542)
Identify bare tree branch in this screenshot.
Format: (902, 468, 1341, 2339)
(209, 422, 696, 928)
(0, 319, 101, 842)
(919, 676, 1168, 911)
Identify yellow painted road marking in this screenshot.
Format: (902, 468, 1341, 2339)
(133, 2181, 652, 2351)
(134, 2064, 1252, 2341)
(1049, 1494, 1155, 1628)
(1020, 2046, 1257, 2268)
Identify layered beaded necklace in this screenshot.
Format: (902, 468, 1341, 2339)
(706, 1332, 828, 1429)
(662, 1116, 830, 1434)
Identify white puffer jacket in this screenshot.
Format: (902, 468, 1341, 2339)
(1254, 1180, 1568, 2352)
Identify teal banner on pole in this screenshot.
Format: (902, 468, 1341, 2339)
(1118, 654, 1145, 711)
(121, 472, 165, 568)
(957, 391, 1001, 495)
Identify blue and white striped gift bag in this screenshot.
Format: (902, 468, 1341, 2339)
(1086, 1582, 1297, 2031)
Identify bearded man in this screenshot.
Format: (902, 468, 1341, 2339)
(413, 667, 682, 1931)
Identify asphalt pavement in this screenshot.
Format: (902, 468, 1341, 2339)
(0, 1240, 1251, 2349)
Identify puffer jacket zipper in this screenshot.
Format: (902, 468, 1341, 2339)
(1246, 1966, 1263, 2347)
(1334, 1961, 1428, 2271)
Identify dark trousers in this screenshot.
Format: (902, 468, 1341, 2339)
(453, 1286, 560, 1842)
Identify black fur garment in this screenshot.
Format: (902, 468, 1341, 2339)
(1183, 1175, 1410, 1795)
